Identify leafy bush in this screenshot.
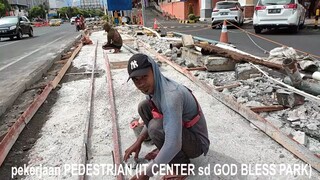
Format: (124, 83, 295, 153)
(102, 15, 109, 22)
(188, 14, 196, 20)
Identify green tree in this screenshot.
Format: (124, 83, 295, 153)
(0, 3, 5, 17)
(57, 7, 68, 18)
(0, 0, 11, 16)
(93, 9, 104, 16)
(29, 6, 46, 19)
(71, 7, 81, 17)
(78, 9, 88, 17)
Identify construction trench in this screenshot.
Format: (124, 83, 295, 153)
(0, 23, 319, 179)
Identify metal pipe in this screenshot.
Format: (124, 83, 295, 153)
(283, 77, 320, 96)
(123, 44, 139, 54)
(282, 58, 302, 88)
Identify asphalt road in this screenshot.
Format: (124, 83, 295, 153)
(0, 23, 80, 116)
(145, 7, 320, 59)
(0, 23, 79, 68)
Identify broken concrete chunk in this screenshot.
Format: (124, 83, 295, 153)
(164, 49, 172, 57)
(235, 63, 261, 80)
(264, 87, 274, 94)
(204, 56, 235, 72)
(237, 97, 248, 103)
(299, 61, 318, 72)
(222, 88, 231, 95)
(181, 47, 202, 67)
(181, 34, 194, 48)
(245, 101, 264, 107)
(287, 110, 303, 122)
(276, 89, 305, 108)
(306, 123, 318, 131)
(292, 131, 307, 145)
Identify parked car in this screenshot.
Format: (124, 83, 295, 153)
(211, 1, 244, 28)
(49, 19, 61, 26)
(70, 17, 77, 25)
(0, 16, 33, 40)
(253, 0, 306, 34)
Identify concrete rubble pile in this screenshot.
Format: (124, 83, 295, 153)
(85, 20, 105, 31)
(116, 25, 320, 157)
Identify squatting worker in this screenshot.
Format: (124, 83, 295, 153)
(123, 53, 210, 179)
(102, 23, 122, 53)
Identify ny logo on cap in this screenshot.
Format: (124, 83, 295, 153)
(130, 60, 138, 70)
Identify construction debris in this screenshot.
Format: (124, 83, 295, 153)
(276, 89, 305, 108)
(205, 56, 235, 72)
(197, 43, 284, 70)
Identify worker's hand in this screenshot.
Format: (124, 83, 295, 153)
(123, 141, 142, 162)
(130, 174, 149, 180)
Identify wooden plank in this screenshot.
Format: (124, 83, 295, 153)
(186, 67, 207, 71)
(54, 59, 68, 64)
(51, 43, 83, 89)
(0, 85, 53, 166)
(215, 82, 241, 92)
(196, 43, 283, 70)
(139, 40, 320, 172)
(250, 105, 287, 113)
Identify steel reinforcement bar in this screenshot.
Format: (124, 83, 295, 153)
(79, 41, 98, 180)
(103, 51, 124, 180)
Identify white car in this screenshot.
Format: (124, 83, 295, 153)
(70, 17, 77, 25)
(211, 1, 244, 28)
(253, 0, 306, 34)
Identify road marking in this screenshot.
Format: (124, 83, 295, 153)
(0, 41, 17, 48)
(0, 36, 64, 72)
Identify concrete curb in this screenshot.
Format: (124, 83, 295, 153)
(0, 34, 82, 117)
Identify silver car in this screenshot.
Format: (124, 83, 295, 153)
(211, 1, 245, 28)
(253, 0, 306, 34)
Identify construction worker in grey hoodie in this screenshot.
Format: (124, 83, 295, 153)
(102, 23, 122, 53)
(124, 53, 210, 180)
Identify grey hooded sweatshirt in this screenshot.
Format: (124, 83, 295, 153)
(144, 56, 210, 176)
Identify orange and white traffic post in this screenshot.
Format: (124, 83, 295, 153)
(153, 18, 159, 30)
(219, 20, 229, 43)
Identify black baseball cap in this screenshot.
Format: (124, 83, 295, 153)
(127, 54, 152, 81)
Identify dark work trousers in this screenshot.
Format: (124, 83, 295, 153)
(102, 43, 122, 50)
(138, 100, 203, 164)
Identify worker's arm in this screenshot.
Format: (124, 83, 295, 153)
(107, 30, 114, 44)
(123, 126, 149, 161)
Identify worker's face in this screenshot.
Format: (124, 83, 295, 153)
(132, 67, 154, 95)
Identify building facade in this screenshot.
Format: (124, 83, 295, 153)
(8, 0, 49, 16)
